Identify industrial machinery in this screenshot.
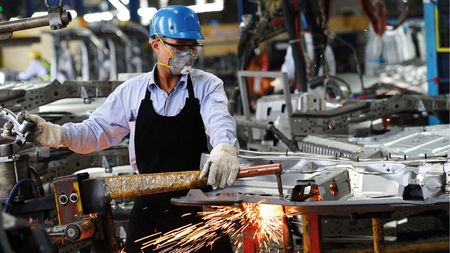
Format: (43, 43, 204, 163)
(235, 70, 450, 153)
(173, 150, 450, 252)
(0, 128, 284, 253)
(50, 23, 153, 82)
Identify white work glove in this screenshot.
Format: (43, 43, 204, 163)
(200, 143, 240, 189)
(25, 114, 63, 148)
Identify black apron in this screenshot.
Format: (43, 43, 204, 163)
(124, 74, 232, 253)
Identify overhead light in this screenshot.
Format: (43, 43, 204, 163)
(108, 0, 129, 22)
(139, 0, 148, 8)
(108, 0, 129, 14)
(137, 7, 157, 25)
(188, 0, 224, 13)
(31, 12, 48, 17)
(101, 11, 114, 21)
(117, 11, 130, 21)
(83, 11, 113, 23)
(84, 13, 102, 23)
(137, 7, 156, 17)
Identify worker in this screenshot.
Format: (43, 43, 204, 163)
(17, 50, 51, 81)
(20, 6, 238, 253)
(271, 20, 336, 96)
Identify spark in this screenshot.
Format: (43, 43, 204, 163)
(136, 203, 284, 252)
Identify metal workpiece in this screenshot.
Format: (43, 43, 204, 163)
(290, 169, 351, 201)
(0, 6, 71, 40)
(103, 171, 207, 200)
(403, 163, 447, 200)
(0, 80, 121, 112)
(79, 171, 211, 211)
(290, 94, 449, 136)
(174, 153, 449, 215)
(299, 135, 370, 159)
(289, 124, 449, 159)
(95, 164, 282, 200)
(351, 124, 450, 158)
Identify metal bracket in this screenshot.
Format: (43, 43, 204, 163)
(0, 32, 12, 40)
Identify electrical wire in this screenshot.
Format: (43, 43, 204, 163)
(29, 167, 45, 197)
(3, 178, 37, 213)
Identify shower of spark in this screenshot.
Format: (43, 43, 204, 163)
(136, 203, 284, 252)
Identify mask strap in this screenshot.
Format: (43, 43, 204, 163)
(157, 61, 171, 68)
(152, 18, 175, 59)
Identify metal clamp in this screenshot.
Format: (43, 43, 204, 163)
(0, 108, 35, 156)
(48, 6, 72, 30)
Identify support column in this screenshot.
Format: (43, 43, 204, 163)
(308, 214, 322, 253)
(371, 217, 385, 253)
(243, 224, 259, 253)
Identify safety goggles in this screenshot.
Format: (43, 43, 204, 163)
(160, 40, 203, 57)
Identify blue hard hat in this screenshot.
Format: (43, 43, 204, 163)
(149, 5, 205, 40)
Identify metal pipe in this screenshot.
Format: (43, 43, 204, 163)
(0, 13, 71, 34)
(104, 171, 206, 200)
(103, 164, 282, 200)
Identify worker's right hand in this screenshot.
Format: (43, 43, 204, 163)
(200, 143, 240, 189)
(24, 113, 63, 148)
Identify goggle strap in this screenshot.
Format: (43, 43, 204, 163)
(152, 19, 175, 59)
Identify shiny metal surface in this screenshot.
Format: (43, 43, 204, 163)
(185, 152, 450, 214)
(352, 125, 450, 158)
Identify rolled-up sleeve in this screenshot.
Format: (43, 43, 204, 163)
(200, 78, 238, 149)
(62, 85, 130, 154)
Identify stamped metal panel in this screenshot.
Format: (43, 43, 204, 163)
(352, 125, 450, 158)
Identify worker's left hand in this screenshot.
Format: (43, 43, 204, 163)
(200, 143, 240, 189)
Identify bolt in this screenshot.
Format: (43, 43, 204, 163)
(66, 227, 77, 238)
(59, 194, 68, 205)
(69, 192, 78, 203)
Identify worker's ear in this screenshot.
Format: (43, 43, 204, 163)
(150, 39, 159, 53)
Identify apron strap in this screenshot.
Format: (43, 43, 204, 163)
(144, 86, 151, 100)
(187, 74, 195, 98)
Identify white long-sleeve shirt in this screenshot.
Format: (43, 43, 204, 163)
(62, 66, 238, 169)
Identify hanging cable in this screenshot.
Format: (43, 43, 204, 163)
(3, 178, 37, 213)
